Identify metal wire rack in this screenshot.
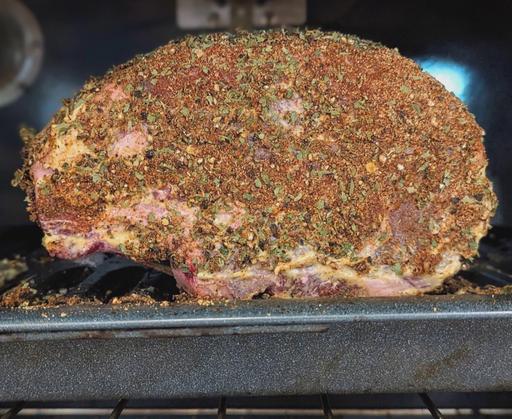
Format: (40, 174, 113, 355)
(2, 393, 512, 418)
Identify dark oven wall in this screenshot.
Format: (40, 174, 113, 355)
(0, 0, 511, 226)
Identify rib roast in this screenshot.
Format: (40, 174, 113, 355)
(14, 30, 497, 299)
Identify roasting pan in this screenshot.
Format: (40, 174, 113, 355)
(1, 226, 512, 401)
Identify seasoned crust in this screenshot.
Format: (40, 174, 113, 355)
(14, 30, 497, 282)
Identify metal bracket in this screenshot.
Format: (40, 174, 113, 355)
(176, 0, 306, 30)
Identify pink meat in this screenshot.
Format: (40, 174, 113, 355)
(15, 30, 496, 300)
(109, 129, 149, 158)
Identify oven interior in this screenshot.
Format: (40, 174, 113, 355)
(1, 0, 512, 416)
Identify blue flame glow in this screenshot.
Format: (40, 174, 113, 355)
(416, 59, 471, 103)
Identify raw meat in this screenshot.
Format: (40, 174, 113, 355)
(13, 30, 497, 299)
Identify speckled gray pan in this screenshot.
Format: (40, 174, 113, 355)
(0, 294, 512, 401)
